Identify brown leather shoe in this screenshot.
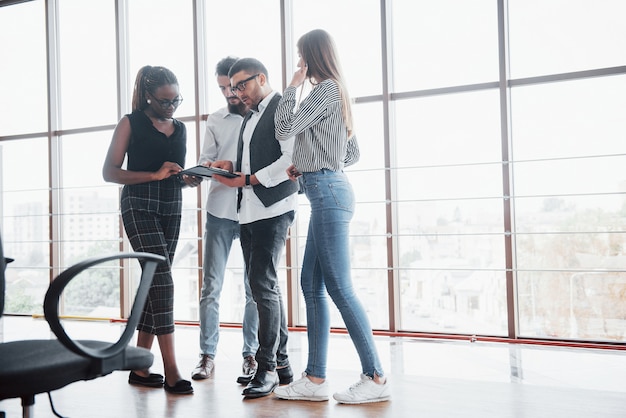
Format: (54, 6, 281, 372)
(237, 355, 258, 385)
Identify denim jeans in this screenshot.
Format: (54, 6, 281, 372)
(199, 213, 259, 358)
(300, 170, 384, 379)
(240, 211, 294, 371)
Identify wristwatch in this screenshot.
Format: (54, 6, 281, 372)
(245, 174, 251, 186)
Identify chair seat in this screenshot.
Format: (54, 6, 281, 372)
(0, 339, 153, 400)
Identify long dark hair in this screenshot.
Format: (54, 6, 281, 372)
(131, 65, 179, 111)
(297, 29, 353, 137)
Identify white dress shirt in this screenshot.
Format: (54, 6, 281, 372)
(238, 91, 297, 225)
(198, 107, 243, 221)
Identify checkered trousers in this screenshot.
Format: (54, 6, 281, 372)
(121, 178, 182, 335)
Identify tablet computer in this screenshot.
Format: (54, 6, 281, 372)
(180, 165, 239, 179)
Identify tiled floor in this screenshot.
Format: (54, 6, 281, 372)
(1, 316, 625, 417)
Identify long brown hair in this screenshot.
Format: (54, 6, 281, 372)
(131, 65, 179, 112)
(297, 29, 354, 137)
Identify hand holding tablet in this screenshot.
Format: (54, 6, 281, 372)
(180, 165, 239, 178)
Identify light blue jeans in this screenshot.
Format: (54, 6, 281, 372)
(300, 169, 384, 379)
(199, 213, 259, 358)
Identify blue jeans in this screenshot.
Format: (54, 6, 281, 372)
(300, 170, 384, 379)
(240, 211, 293, 371)
(199, 213, 259, 358)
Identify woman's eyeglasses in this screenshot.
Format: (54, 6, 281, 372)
(150, 94, 183, 109)
(230, 74, 260, 93)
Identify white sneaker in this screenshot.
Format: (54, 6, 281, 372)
(273, 372, 329, 401)
(333, 374, 391, 404)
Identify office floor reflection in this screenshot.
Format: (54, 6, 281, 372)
(1, 316, 625, 418)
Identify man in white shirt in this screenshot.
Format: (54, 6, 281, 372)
(191, 57, 259, 384)
(212, 57, 298, 398)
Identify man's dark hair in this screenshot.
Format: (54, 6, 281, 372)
(215, 56, 239, 77)
(228, 58, 268, 80)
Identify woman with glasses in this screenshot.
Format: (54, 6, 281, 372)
(274, 29, 390, 404)
(103, 65, 199, 395)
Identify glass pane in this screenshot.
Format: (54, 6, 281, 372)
(59, 131, 113, 189)
(347, 270, 389, 330)
(0, 138, 48, 192)
(182, 121, 199, 172)
(291, 203, 387, 250)
(62, 259, 121, 318)
(398, 231, 506, 271)
(511, 76, 626, 161)
(513, 156, 626, 197)
(516, 232, 626, 271)
(56, 131, 122, 316)
(0, 137, 49, 315)
(291, 207, 389, 326)
(391, 0, 499, 91)
(0, 0, 47, 136)
(289, 254, 390, 330)
(515, 195, 626, 234)
(399, 268, 507, 335)
(128, 0, 195, 118)
(352, 102, 385, 171)
(59, 211, 120, 258)
(353, 201, 387, 237)
(352, 171, 386, 205)
(58, 0, 118, 129)
(397, 165, 503, 201)
(171, 264, 200, 321)
(291, 0, 381, 98)
(508, 0, 626, 78)
(397, 199, 505, 244)
(2, 191, 49, 224)
(517, 271, 626, 341)
(204, 0, 282, 112)
(395, 90, 502, 168)
(3, 263, 49, 316)
(1, 218, 50, 316)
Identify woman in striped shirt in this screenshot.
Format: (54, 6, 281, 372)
(274, 29, 390, 405)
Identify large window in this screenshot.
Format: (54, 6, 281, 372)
(58, 0, 118, 130)
(394, 90, 507, 335)
(1, 0, 626, 344)
(507, 0, 626, 79)
(511, 75, 626, 340)
(0, 1, 47, 136)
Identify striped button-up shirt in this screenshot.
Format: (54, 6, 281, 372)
(275, 79, 359, 173)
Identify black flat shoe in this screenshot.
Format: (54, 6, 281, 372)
(164, 379, 194, 395)
(128, 371, 164, 388)
(277, 364, 293, 385)
(242, 370, 278, 398)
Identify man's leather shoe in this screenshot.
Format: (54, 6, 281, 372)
(241, 370, 278, 398)
(237, 355, 258, 385)
(239, 363, 293, 386)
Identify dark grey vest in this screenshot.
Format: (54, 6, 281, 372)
(236, 93, 299, 210)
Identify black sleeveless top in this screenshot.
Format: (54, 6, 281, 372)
(126, 110, 186, 172)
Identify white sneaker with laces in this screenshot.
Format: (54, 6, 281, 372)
(273, 372, 329, 401)
(333, 374, 391, 404)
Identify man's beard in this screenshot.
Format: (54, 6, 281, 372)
(228, 100, 247, 116)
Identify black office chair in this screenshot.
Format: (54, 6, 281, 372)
(0, 234, 165, 418)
